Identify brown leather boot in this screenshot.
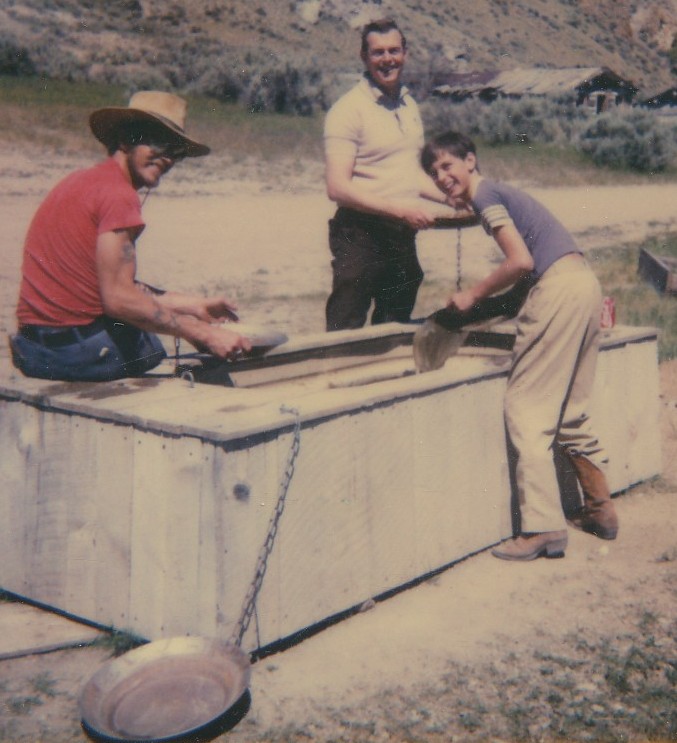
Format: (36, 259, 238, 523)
(569, 455, 619, 540)
(491, 530, 568, 561)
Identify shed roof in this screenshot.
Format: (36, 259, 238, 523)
(639, 87, 677, 107)
(434, 67, 637, 98)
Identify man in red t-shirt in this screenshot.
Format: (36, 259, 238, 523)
(11, 90, 251, 381)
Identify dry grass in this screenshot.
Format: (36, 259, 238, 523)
(0, 77, 324, 162)
(591, 234, 677, 361)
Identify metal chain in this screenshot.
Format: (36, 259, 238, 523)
(231, 405, 302, 649)
(455, 227, 463, 292)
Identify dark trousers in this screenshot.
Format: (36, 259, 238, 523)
(325, 208, 423, 331)
(10, 316, 167, 382)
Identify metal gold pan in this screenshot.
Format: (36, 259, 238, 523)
(79, 637, 251, 743)
(225, 323, 288, 349)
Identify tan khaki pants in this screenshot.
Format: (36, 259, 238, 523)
(505, 257, 607, 533)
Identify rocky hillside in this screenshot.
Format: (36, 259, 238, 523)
(2, 0, 677, 102)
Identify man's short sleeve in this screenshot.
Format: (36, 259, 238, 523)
(97, 179, 144, 237)
(324, 94, 361, 155)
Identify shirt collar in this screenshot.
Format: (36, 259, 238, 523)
(361, 73, 409, 107)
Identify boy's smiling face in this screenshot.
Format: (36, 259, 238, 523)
(428, 150, 478, 205)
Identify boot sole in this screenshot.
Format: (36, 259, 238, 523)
(491, 542, 567, 561)
(568, 520, 618, 540)
(583, 525, 618, 540)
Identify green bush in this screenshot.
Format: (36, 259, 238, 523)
(478, 96, 569, 144)
(421, 95, 589, 145)
(423, 96, 677, 175)
(420, 97, 487, 139)
(195, 57, 329, 116)
(87, 62, 173, 91)
(0, 35, 36, 76)
(245, 65, 328, 116)
(576, 108, 677, 172)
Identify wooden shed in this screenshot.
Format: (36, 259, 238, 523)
(433, 66, 637, 110)
(0, 322, 662, 654)
(638, 87, 677, 115)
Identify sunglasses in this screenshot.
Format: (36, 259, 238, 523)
(143, 141, 188, 161)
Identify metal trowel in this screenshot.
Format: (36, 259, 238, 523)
(413, 276, 535, 373)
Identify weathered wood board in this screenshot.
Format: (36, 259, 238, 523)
(0, 324, 662, 652)
(638, 247, 677, 294)
(0, 602, 104, 660)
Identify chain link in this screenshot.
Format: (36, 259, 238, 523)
(231, 405, 302, 648)
(174, 336, 181, 375)
(455, 227, 463, 292)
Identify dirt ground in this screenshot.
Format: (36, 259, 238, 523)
(0, 147, 676, 742)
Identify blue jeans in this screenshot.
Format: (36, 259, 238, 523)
(10, 317, 167, 382)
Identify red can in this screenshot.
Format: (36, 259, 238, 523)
(600, 296, 615, 329)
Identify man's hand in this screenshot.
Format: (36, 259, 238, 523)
(397, 205, 438, 231)
(154, 292, 239, 322)
(181, 295, 239, 323)
(196, 325, 252, 360)
(201, 297, 239, 322)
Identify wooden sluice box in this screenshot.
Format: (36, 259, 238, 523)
(0, 322, 662, 652)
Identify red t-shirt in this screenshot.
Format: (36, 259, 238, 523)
(16, 157, 145, 326)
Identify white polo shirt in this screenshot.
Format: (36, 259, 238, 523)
(324, 75, 424, 202)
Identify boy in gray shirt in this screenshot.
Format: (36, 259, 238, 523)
(420, 131, 618, 561)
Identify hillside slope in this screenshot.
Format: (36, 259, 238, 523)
(2, 0, 677, 100)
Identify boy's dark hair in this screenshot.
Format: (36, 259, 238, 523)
(360, 18, 407, 56)
(421, 131, 477, 174)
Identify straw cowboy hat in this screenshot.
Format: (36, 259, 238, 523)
(89, 90, 210, 157)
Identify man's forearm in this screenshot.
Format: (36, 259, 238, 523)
(134, 280, 166, 296)
(106, 287, 214, 348)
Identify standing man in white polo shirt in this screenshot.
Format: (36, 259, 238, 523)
(324, 18, 446, 331)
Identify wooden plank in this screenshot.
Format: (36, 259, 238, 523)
(62, 415, 100, 619)
(91, 420, 135, 629)
(159, 436, 204, 636)
(412, 377, 511, 572)
(207, 436, 284, 647)
(256, 412, 375, 643)
(0, 603, 103, 660)
(192, 337, 415, 388)
(590, 341, 662, 493)
(0, 400, 41, 594)
(128, 431, 204, 638)
(362, 400, 418, 591)
(24, 411, 74, 604)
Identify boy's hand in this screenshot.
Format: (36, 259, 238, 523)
(445, 194, 470, 211)
(447, 289, 478, 313)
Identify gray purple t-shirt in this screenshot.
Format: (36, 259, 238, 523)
(471, 179, 581, 278)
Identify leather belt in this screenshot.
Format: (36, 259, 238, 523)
(334, 207, 416, 236)
(19, 318, 107, 348)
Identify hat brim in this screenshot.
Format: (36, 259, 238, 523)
(89, 107, 210, 157)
